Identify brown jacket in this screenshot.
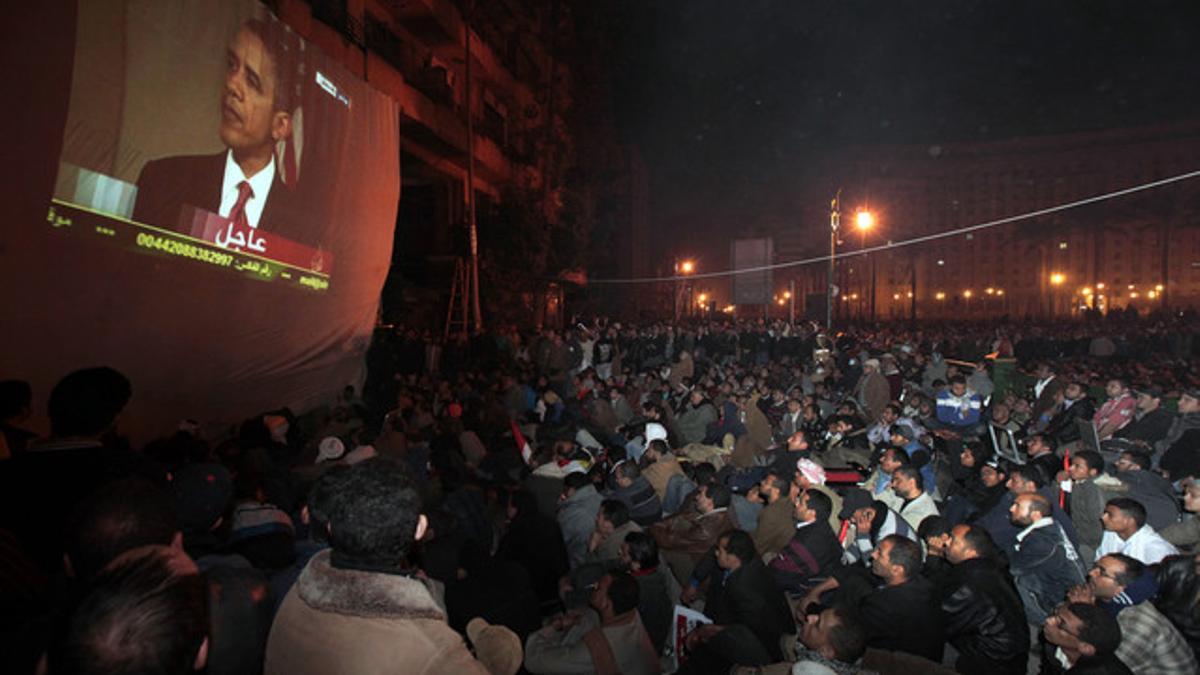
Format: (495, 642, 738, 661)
(649, 508, 735, 559)
(752, 496, 797, 560)
(643, 454, 684, 501)
(265, 550, 494, 675)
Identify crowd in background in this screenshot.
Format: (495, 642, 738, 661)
(2, 311, 1200, 675)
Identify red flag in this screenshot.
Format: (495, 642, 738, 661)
(511, 419, 532, 465)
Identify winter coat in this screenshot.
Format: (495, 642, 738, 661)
(941, 557, 1030, 674)
(265, 550, 490, 675)
(558, 485, 604, 569)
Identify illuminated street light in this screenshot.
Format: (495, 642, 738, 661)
(996, 289, 1005, 296)
(935, 291, 946, 301)
(1097, 282, 1105, 290)
(963, 290, 973, 299)
(782, 290, 792, 299)
(678, 260, 696, 275)
(1130, 292, 1140, 299)
(855, 210, 875, 231)
(1082, 287, 1093, 296)
(1155, 284, 1164, 291)
(892, 293, 901, 300)
(985, 287, 995, 295)
(1050, 272, 1066, 286)
(697, 293, 708, 304)
(1148, 290, 1158, 299)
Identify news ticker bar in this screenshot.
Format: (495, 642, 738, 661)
(47, 199, 331, 292)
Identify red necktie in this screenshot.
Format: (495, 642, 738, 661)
(228, 180, 254, 231)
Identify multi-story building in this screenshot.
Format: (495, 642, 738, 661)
(774, 121, 1200, 320)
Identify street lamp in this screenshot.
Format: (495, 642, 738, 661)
(853, 208, 876, 320)
(1049, 272, 1065, 317)
(674, 259, 697, 321)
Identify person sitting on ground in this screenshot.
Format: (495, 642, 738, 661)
(608, 460, 663, 527)
(941, 524, 1030, 675)
(856, 535, 945, 663)
(496, 489, 570, 607)
(819, 415, 871, 468)
(1155, 389, 1200, 482)
(1159, 478, 1200, 552)
(766, 430, 812, 478)
(789, 604, 871, 674)
(649, 482, 736, 587)
(890, 465, 940, 531)
(1107, 386, 1172, 451)
(1068, 553, 1197, 674)
(524, 571, 660, 675)
(918, 515, 954, 587)
(1024, 433, 1062, 487)
(888, 423, 937, 497)
(1044, 382, 1097, 448)
(265, 457, 508, 674)
(838, 487, 917, 568)
(793, 458, 844, 532)
(1152, 554, 1200, 662)
(618, 531, 680, 653)
(1095, 497, 1178, 565)
(559, 471, 604, 569)
(1042, 602, 1133, 674)
(1093, 378, 1136, 442)
(977, 462, 1079, 561)
(559, 498, 644, 609)
(769, 489, 842, 594)
(46, 545, 209, 675)
(1112, 449, 1180, 531)
(860, 445, 908, 511)
(639, 438, 683, 502)
(586, 499, 643, 567)
(679, 530, 794, 674)
(0, 366, 151, 572)
(749, 471, 797, 562)
(1008, 492, 1085, 625)
(1065, 450, 1112, 563)
(935, 374, 983, 439)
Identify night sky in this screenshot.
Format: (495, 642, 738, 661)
(587, 0, 1200, 269)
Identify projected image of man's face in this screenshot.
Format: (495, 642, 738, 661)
(221, 27, 283, 172)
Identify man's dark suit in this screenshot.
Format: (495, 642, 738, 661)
(133, 152, 316, 246)
(703, 558, 795, 663)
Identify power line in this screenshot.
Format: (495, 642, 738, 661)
(590, 168, 1200, 284)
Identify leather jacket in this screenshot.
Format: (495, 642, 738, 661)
(941, 557, 1030, 669)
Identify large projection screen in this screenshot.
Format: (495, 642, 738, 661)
(1, 0, 401, 441)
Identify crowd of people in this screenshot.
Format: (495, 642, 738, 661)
(1, 312, 1199, 675)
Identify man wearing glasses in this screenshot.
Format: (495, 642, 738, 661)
(1066, 554, 1196, 673)
(1042, 602, 1130, 673)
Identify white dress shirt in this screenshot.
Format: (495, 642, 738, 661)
(219, 150, 276, 229)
